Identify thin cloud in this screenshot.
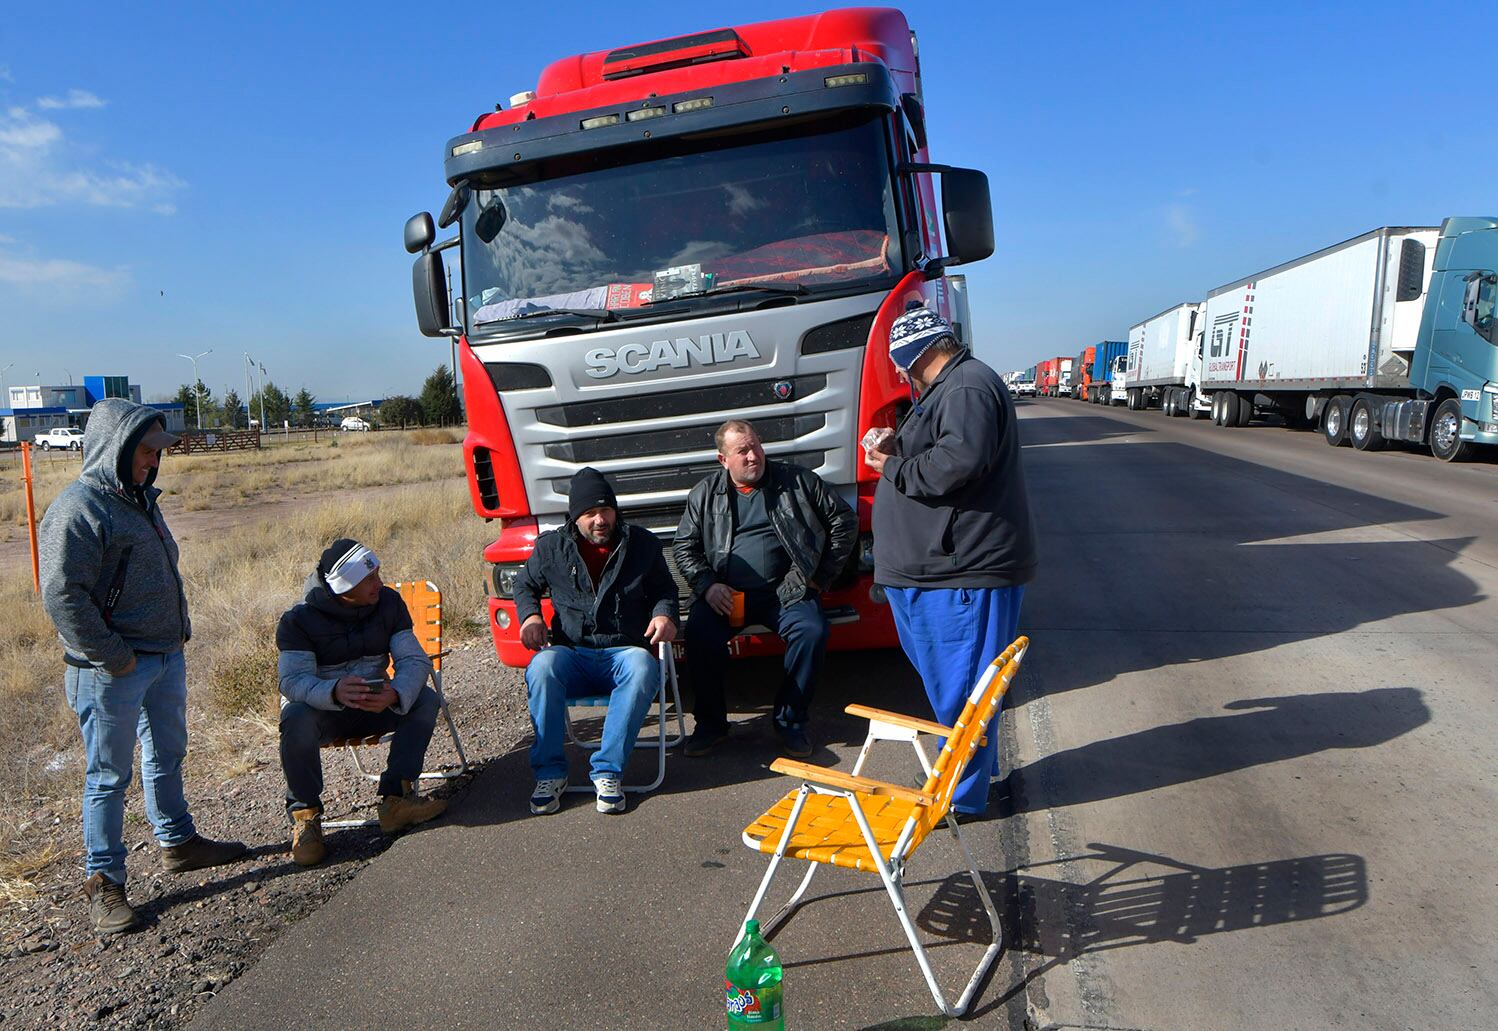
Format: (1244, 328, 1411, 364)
(0, 244, 129, 292)
(1166, 203, 1199, 247)
(0, 66, 12, 83)
(37, 89, 107, 110)
(0, 106, 183, 211)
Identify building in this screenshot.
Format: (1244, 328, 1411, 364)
(1, 376, 185, 444)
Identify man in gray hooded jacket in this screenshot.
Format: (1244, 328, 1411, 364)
(39, 398, 247, 936)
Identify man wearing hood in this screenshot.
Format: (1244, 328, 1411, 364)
(275, 539, 448, 865)
(39, 398, 248, 936)
(513, 467, 678, 816)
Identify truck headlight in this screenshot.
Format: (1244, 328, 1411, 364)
(488, 563, 526, 599)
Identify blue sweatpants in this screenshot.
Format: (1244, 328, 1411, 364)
(885, 585, 1025, 815)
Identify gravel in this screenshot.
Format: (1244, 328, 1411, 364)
(0, 642, 530, 1029)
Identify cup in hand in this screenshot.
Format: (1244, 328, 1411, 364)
(861, 426, 894, 453)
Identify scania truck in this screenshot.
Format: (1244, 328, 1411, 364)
(1194, 218, 1498, 462)
(403, 8, 995, 665)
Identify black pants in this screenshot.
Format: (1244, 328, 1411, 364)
(684, 588, 829, 735)
(279, 686, 441, 812)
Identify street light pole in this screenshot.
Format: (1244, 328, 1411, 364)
(257, 362, 268, 430)
(175, 350, 212, 430)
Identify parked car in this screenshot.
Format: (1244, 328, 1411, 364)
(37, 427, 85, 450)
(1014, 380, 1037, 397)
(340, 416, 371, 432)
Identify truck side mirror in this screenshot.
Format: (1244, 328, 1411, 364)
(939, 168, 994, 268)
(404, 212, 435, 255)
(412, 251, 454, 337)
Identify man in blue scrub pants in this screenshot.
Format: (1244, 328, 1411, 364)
(864, 305, 1037, 817)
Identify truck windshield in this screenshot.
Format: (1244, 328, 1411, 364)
(459, 112, 902, 330)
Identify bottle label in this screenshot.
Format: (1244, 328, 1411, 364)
(725, 980, 782, 1024)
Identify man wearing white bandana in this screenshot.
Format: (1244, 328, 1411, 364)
(863, 303, 1037, 818)
(275, 538, 448, 865)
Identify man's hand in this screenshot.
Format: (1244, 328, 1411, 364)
(334, 676, 379, 710)
(363, 683, 398, 713)
(863, 448, 890, 475)
(106, 655, 138, 677)
(645, 615, 676, 646)
(519, 615, 549, 651)
(704, 583, 735, 618)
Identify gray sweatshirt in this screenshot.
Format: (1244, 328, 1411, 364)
(38, 398, 190, 671)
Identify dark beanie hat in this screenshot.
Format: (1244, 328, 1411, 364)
(567, 467, 618, 523)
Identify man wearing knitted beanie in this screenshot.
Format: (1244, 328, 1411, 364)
(864, 303, 1037, 818)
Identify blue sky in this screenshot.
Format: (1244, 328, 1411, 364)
(2, 0, 1494, 401)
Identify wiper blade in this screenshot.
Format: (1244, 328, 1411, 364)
(509, 307, 618, 322)
(704, 282, 807, 298)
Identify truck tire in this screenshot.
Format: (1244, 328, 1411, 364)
(1189, 391, 1207, 419)
(1429, 397, 1472, 463)
(1220, 391, 1241, 427)
(1163, 390, 1175, 417)
(1235, 392, 1253, 427)
(1350, 399, 1385, 451)
(1322, 395, 1351, 446)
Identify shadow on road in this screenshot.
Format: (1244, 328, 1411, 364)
(1017, 413, 1151, 447)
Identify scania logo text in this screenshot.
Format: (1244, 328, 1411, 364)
(584, 330, 761, 378)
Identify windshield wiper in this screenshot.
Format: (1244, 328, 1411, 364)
(704, 282, 807, 298)
(509, 307, 619, 322)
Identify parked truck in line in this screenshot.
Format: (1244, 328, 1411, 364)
(402, 7, 996, 665)
(1035, 357, 1060, 396)
(1083, 341, 1127, 403)
(1187, 218, 1498, 462)
(1123, 302, 1204, 413)
(1070, 346, 1095, 402)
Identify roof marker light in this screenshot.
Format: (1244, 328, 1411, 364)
(580, 113, 622, 130)
(824, 73, 869, 88)
(672, 97, 714, 114)
(626, 106, 667, 122)
(451, 140, 483, 157)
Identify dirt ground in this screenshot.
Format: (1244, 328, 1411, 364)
(0, 643, 533, 1029)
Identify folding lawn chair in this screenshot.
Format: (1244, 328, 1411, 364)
(737, 636, 1029, 1017)
(562, 641, 686, 794)
(322, 580, 471, 829)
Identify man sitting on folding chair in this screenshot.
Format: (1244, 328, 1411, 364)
(276, 539, 448, 865)
(514, 467, 679, 816)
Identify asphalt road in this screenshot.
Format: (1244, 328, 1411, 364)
(196, 397, 1498, 1030)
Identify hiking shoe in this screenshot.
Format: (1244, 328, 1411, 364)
(290, 808, 327, 867)
(378, 780, 448, 833)
(529, 777, 567, 815)
(592, 774, 626, 815)
(683, 726, 730, 757)
(161, 834, 249, 874)
(774, 723, 813, 759)
(83, 873, 139, 935)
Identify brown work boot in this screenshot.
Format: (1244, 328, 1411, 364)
(83, 873, 140, 935)
(161, 834, 249, 874)
(378, 780, 448, 834)
(290, 808, 327, 867)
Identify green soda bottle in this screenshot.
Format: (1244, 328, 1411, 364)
(725, 920, 784, 1028)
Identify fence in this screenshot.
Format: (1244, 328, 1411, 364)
(171, 429, 261, 454)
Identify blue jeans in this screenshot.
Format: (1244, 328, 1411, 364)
(279, 685, 443, 811)
(65, 652, 197, 883)
(525, 646, 658, 780)
(885, 585, 1025, 816)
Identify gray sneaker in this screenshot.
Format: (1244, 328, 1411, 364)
(592, 774, 626, 814)
(529, 777, 567, 815)
(83, 873, 139, 935)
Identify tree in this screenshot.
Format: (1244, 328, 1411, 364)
(381, 394, 423, 428)
(248, 382, 292, 428)
(293, 388, 316, 428)
(174, 382, 213, 429)
(221, 389, 243, 429)
(419, 365, 461, 426)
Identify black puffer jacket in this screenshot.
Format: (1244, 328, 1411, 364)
(513, 522, 678, 650)
(673, 461, 857, 608)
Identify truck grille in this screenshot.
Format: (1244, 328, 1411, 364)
(554, 450, 825, 497)
(544, 413, 825, 463)
(535, 374, 827, 427)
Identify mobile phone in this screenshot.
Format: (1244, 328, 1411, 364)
(361, 678, 387, 692)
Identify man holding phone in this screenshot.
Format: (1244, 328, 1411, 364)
(513, 467, 678, 816)
(276, 539, 448, 865)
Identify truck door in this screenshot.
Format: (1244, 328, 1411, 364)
(1425, 270, 1493, 394)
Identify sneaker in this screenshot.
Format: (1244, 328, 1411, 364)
(161, 834, 249, 874)
(529, 777, 567, 815)
(82, 873, 139, 935)
(683, 725, 730, 757)
(290, 808, 327, 867)
(378, 780, 449, 833)
(774, 723, 813, 759)
(592, 774, 626, 814)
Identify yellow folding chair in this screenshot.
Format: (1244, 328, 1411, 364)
(738, 636, 1029, 1017)
(322, 580, 471, 828)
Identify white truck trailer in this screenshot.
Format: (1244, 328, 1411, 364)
(1123, 302, 1204, 412)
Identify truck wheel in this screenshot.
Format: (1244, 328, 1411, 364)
(1428, 397, 1472, 463)
(1163, 390, 1175, 417)
(1235, 393, 1253, 427)
(1189, 391, 1207, 419)
(1322, 395, 1351, 446)
(1220, 391, 1241, 427)
(1350, 399, 1385, 451)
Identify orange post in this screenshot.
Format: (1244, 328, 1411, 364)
(21, 441, 40, 592)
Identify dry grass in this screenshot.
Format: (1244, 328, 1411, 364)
(0, 436, 497, 904)
(410, 429, 460, 446)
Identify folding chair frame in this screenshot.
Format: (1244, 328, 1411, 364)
(562, 642, 686, 794)
(736, 640, 1027, 1017)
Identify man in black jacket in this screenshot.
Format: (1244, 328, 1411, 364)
(864, 305, 1037, 818)
(277, 539, 448, 865)
(513, 468, 678, 816)
(673, 420, 857, 758)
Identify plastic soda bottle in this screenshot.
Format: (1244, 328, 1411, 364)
(725, 920, 784, 1028)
